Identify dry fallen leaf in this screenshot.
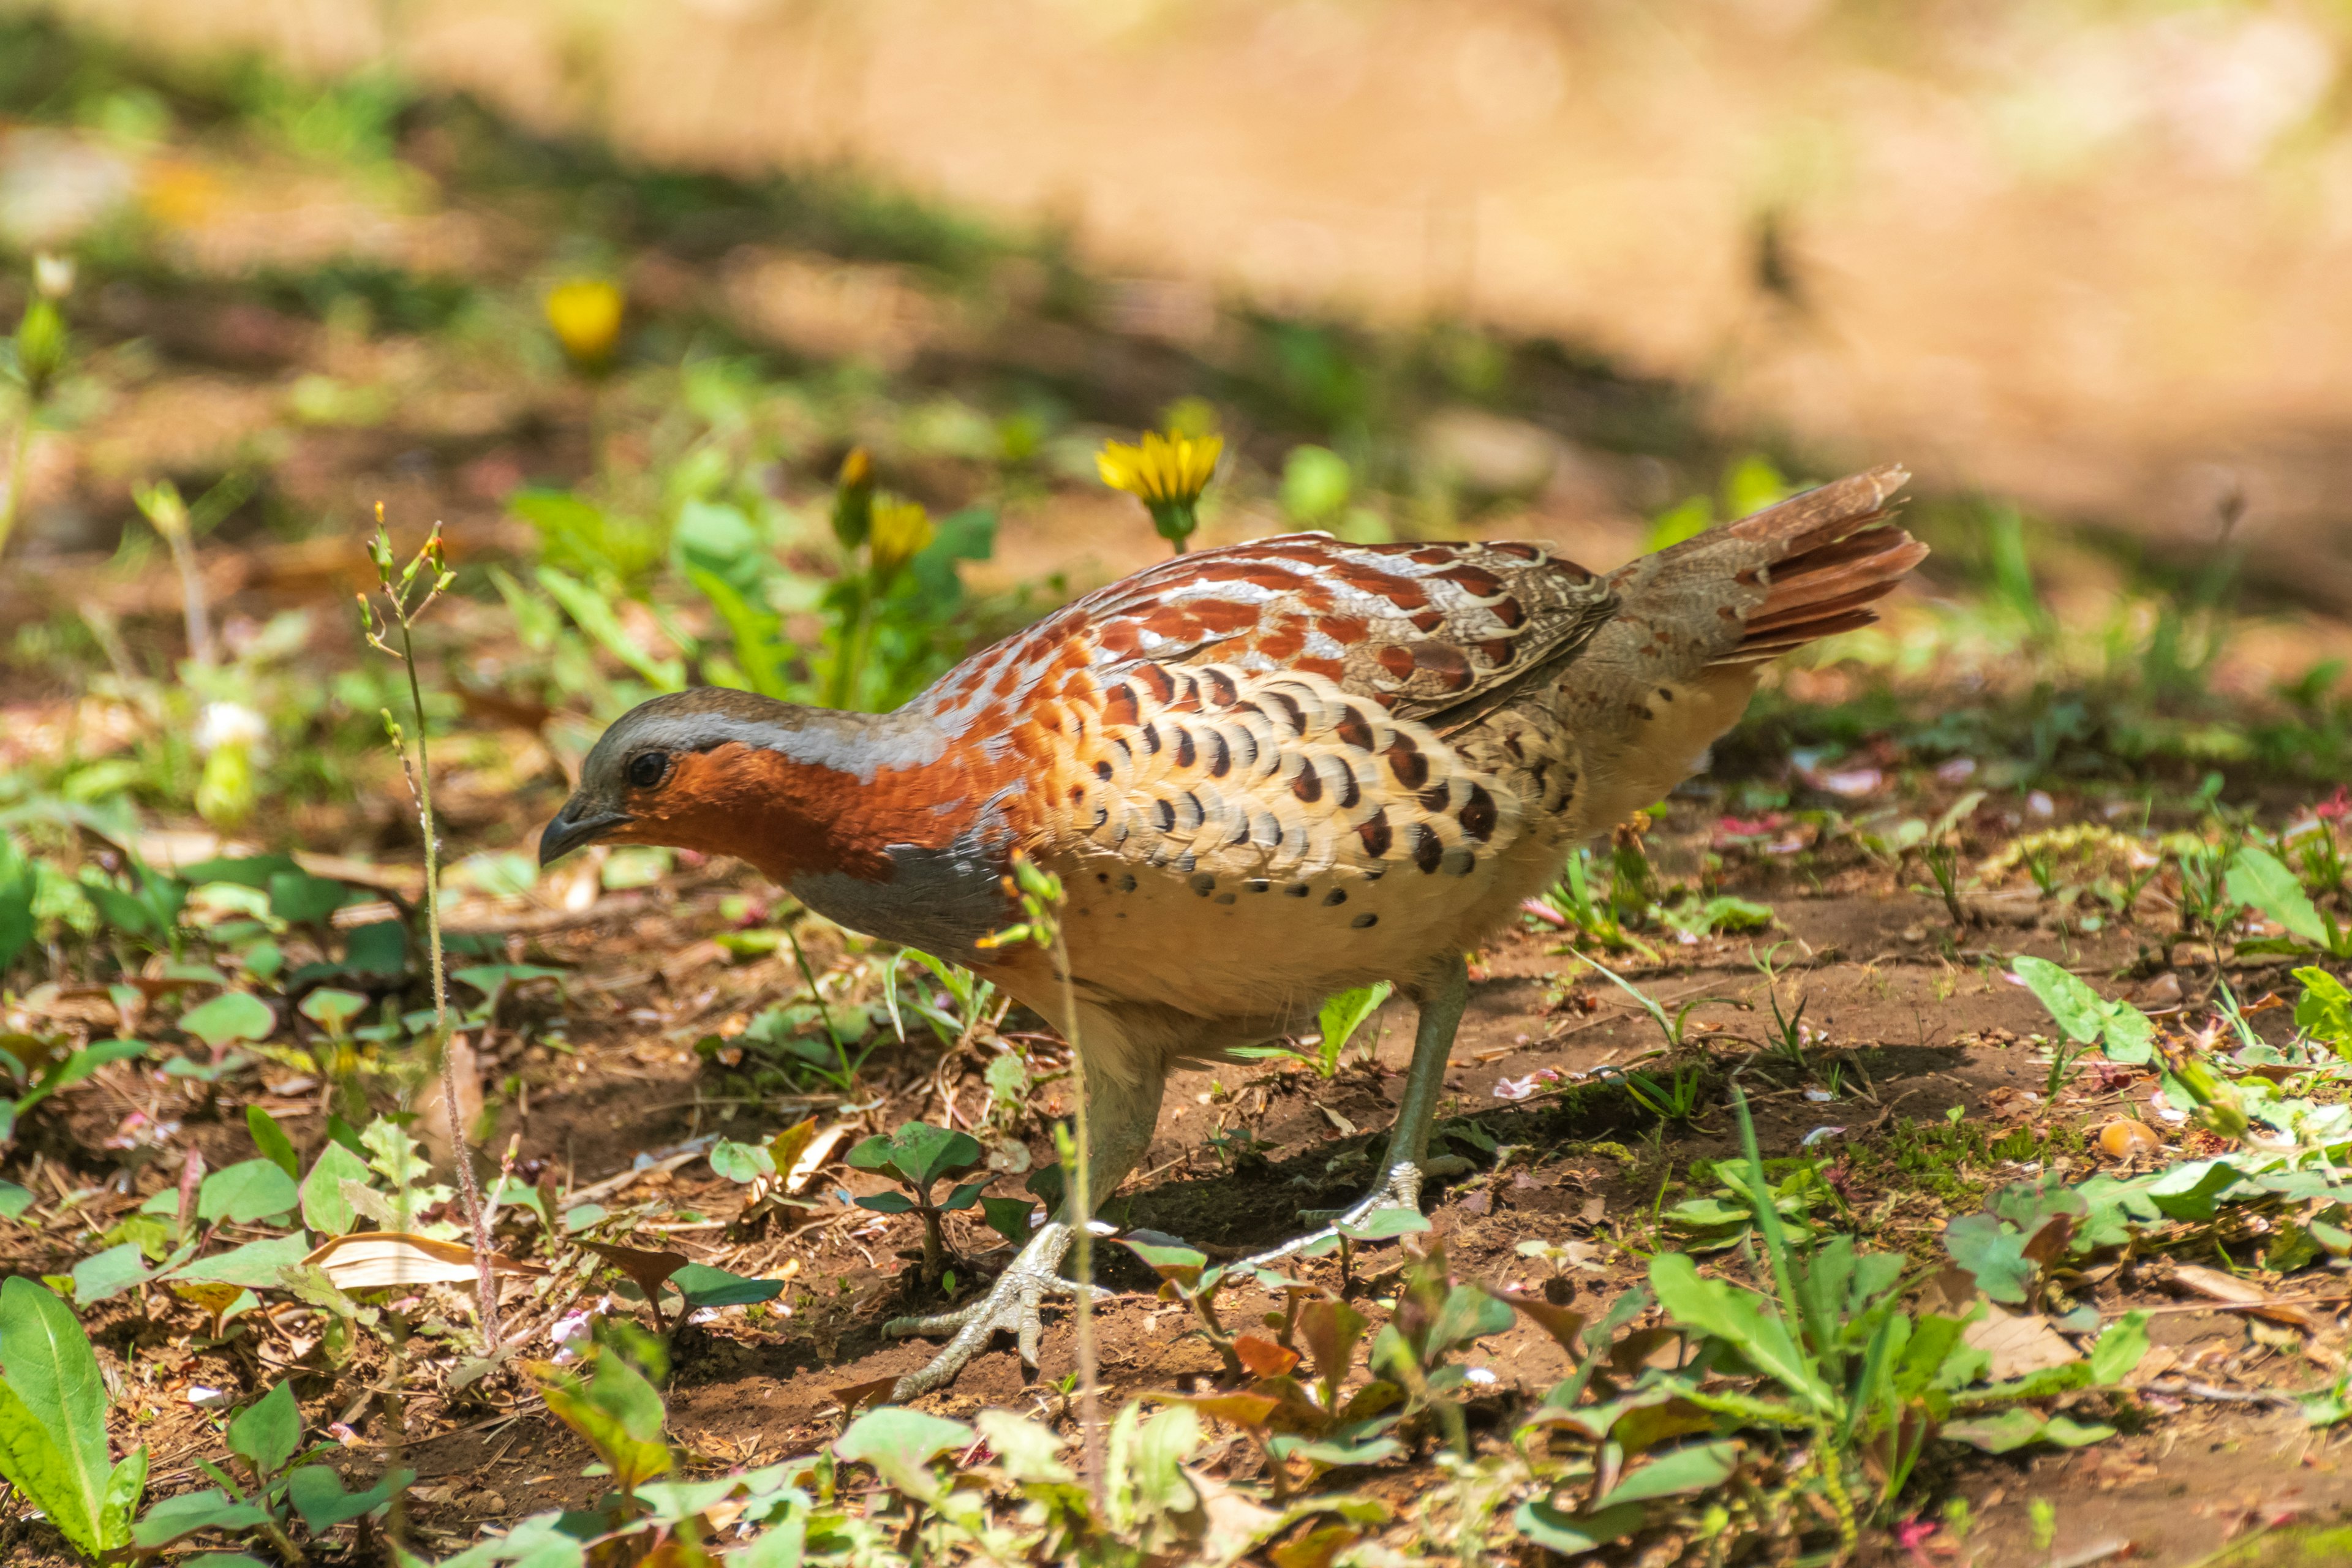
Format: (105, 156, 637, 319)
(304, 1231, 547, 1292)
(1321, 1105, 1359, 1137)
(2169, 1263, 2321, 1332)
(1964, 1308, 2080, 1381)
(577, 1239, 691, 1305)
(785, 1122, 850, 1193)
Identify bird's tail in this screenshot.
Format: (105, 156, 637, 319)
(1555, 466, 1924, 832)
(1709, 464, 1925, 661)
(1618, 462, 1925, 665)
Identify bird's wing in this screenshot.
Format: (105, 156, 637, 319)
(922, 533, 1618, 729)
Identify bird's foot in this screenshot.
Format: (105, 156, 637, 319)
(1238, 1158, 1435, 1270)
(881, 1222, 1115, 1401)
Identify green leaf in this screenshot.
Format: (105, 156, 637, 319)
(0, 837, 36, 971)
(72, 1243, 153, 1305)
(0, 1277, 114, 1551)
(1316, 982, 1393, 1063)
(178, 993, 275, 1051)
(245, 1108, 299, 1181)
(670, 1265, 786, 1310)
(100, 1446, 148, 1551)
(2009, 956, 2154, 1063)
(341, 921, 407, 976)
(1425, 1284, 1514, 1361)
(834, 1407, 972, 1502)
(979, 1196, 1035, 1245)
(1593, 1439, 1740, 1509)
(1648, 1254, 1834, 1415)
(2230, 846, 2328, 947)
(1335, 1207, 1430, 1242)
(0, 1180, 31, 1221)
(167, 1234, 312, 1291)
(1120, 1238, 1208, 1288)
(2296, 967, 2352, 1057)
(0, 1378, 97, 1557)
(198, 1160, 299, 1226)
(2043, 1413, 2116, 1446)
(300, 1141, 373, 1238)
(940, 1180, 986, 1213)
(533, 1354, 671, 1494)
(709, 1139, 774, 1184)
(851, 1121, 985, 1190)
(285, 1461, 411, 1529)
(854, 1191, 915, 1215)
(270, 871, 360, 925)
(1942, 1213, 2035, 1305)
(1943, 1407, 2046, 1453)
(227, 1382, 301, 1479)
(1513, 1500, 1645, 1555)
(2089, 1311, 2150, 1385)
(130, 1487, 269, 1548)
(2147, 1159, 2243, 1221)
(297, 988, 368, 1035)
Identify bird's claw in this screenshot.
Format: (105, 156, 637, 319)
(881, 1223, 1114, 1402)
(1239, 1159, 1428, 1269)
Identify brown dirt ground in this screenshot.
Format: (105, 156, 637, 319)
(9, 781, 2352, 1566)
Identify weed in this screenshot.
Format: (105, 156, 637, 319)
(1231, 980, 1393, 1078)
(1620, 1064, 1708, 1125)
(846, 1122, 989, 1291)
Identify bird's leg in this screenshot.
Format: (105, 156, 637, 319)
(883, 1038, 1163, 1401)
(1242, 953, 1469, 1268)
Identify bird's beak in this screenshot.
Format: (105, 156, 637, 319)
(538, 800, 633, 866)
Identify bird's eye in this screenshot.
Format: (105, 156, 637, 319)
(625, 752, 670, 790)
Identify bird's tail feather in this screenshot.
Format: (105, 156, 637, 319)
(1642, 463, 1924, 665)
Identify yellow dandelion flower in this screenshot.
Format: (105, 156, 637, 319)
(868, 497, 935, 577)
(544, 278, 624, 369)
(1097, 429, 1223, 551)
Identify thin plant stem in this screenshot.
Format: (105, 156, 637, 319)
(367, 514, 499, 1351)
(0, 396, 31, 564)
(783, 921, 853, 1088)
(393, 609, 498, 1349)
(1049, 916, 1104, 1511)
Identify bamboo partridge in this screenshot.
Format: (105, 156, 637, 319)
(540, 464, 1925, 1398)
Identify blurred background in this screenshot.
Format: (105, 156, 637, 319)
(7, 0, 2352, 850)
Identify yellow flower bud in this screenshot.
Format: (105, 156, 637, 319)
(544, 279, 624, 370)
(868, 497, 935, 578)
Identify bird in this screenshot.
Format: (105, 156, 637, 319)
(538, 463, 1924, 1400)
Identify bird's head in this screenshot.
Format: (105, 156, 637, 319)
(537, 687, 944, 883)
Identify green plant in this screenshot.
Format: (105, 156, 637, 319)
(1619, 1063, 1708, 1125)
(883, 946, 1003, 1050)
(708, 1118, 825, 1231)
(0, 1034, 145, 1148)
(1581, 954, 1725, 1054)
(1534, 848, 1653, 957)
(1642, 1095, 2120, 1556)
(130, 1378, 409, 1562)
(0, 254, 69, 565)
(1120, 1237, 1250, 1381)
(358, 510, 500, 1346)
(2010, 956, 2156, 1085)
(1365, 1238, 1515, 1461)
(2231, 843, 2352, 957)
(0, 1278, 146, 1563)
(848, 1121, 989, 1289)
(1299, 1205, 1436, 1295)
(1231, 981, 1393, 1078)
(526, 1323, 674, 1526)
